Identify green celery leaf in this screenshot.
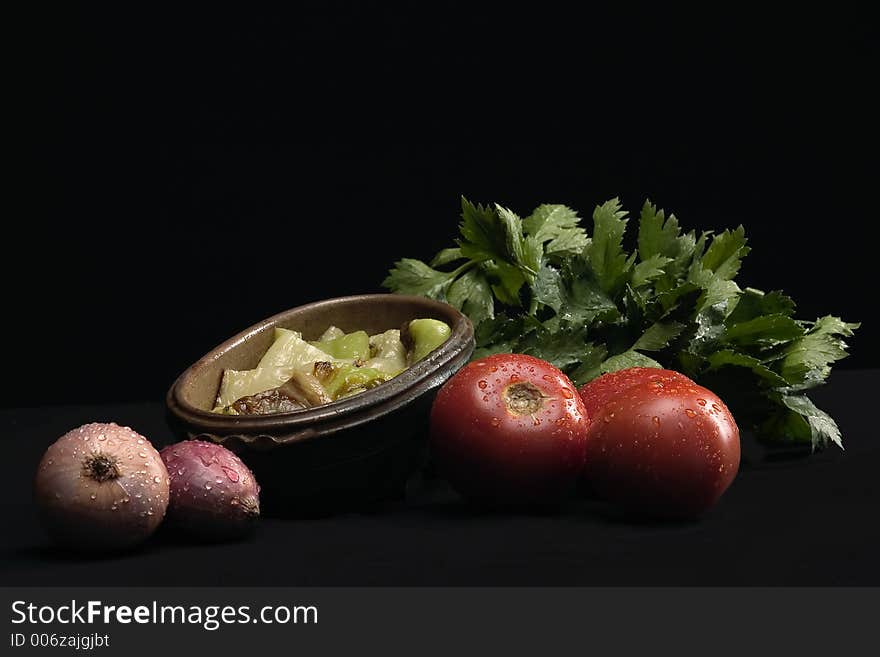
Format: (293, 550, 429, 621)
(519, 326, 592, 371)
(692, 230, 712, 262)
(585, 198, 634, 294)
(722, 314, 804, 347)
(677, 350, 706, 378)
(566, 343, 612, 385)
(762, 393, 843, 450)
(689, 258, 742, 314)
(431, 247, 464, 267)
(777, 316, 859, 385)
(473, 313, 514, 347)
(482, 260, 527, 307)
(532, 263, 564, 313)
(382, 258, 456, 299)
(523, 204, 589, 257)
(727, 287, 796, 323)
(638, 201, 681, 260)
(631, 253, 672, 287)
(446, 268, 494, 326)
(521, 234, 543, 281)
(698, 278, 741, 314)
(495, 204, 530, 276)
(656, 282, 701, 316)
(706, 350, 789, 387)
(557, 259, 619, 325)
(689, 305, 728, 355)
(383, 195, 859, 450)
(472, 314, 543, 359)
(632, 321, 685, 351)
(458, 197, 504, 263)
(473, 314, 520, 355)
(547, 231, 591, 258)
(701, 226, 750, 280)
(637, 200, 696, 279)
(575, 350, 662, 384)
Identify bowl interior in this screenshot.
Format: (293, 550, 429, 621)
(175, 295, 470, 413)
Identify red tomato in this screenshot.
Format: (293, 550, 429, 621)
(429, 354, 591, 506)
(578, 367, 690, 417)
(581, 371, 740, 517)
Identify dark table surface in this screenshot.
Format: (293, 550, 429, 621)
(2, 370, 878, 586)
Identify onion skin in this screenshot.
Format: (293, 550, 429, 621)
(33, 423, 170, 552)
(160, 440, 260, 541)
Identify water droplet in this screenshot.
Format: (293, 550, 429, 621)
(177, 468, 185, 475)
(111, 505, 118, 511)
(652, 416, 660, 426)
(478, 380, 488, 389)
(697, 398, 707, 406)
(97, 433, 106, 441)
(560, 389, 573, 399)
(712, 403, 722, 412)
(542, 374, 554, 382)
(137, 439, 144, 445)
(222, 466, 239, 482)
(684, 409, 697, 418)
(153, 476, 161, 483)
(204, 483, 213, 490)
(90, 493, 97, 500)
(490, 417, 501, 427)
(138, 452, 147, 458)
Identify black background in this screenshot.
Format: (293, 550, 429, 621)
(10, 5, 876, 408)
(4, 6, 879, 590)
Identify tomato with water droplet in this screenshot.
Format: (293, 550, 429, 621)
(430, 354, 591, 506)
(578, 368, 739, 518)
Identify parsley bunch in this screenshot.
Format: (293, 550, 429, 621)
(383, 198, 858, 449)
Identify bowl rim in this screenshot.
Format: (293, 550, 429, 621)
(166, 294, 474, 433)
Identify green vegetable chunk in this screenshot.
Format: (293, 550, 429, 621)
(311, 330, 371, 360)
(407, 319, 452, 363)
(322, 364, 389, 399)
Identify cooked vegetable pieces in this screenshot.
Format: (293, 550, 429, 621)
(383, 197, 859, 449)
(213, 319, 453, 414)
(310, 330, 371, 360)
(406, 319, 454, 363)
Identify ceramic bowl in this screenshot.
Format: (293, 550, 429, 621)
(166, 294, 474, 515)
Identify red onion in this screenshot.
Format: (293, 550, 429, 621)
(160, 440, 260, 540)
(33, 422, 170, 552)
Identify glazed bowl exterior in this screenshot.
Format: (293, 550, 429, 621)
(166, 294, 474, 515)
